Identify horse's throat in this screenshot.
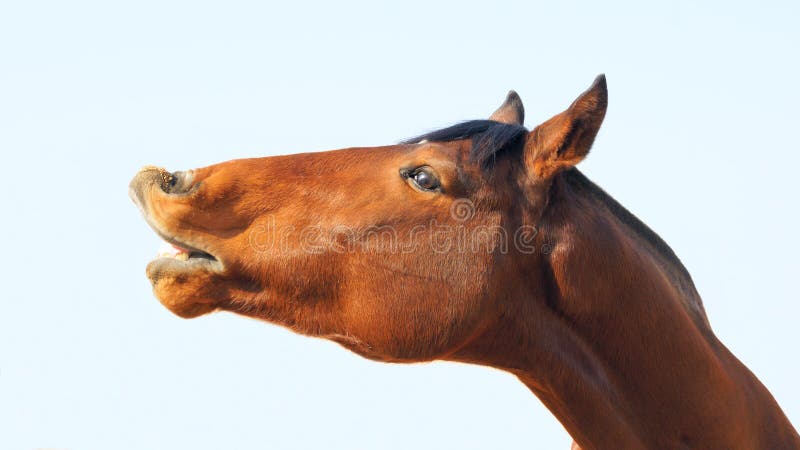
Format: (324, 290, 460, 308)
(512, 251, 797, 449)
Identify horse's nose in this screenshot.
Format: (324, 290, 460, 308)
(129, 167, 197, 213)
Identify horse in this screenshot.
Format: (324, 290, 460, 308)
(129, 75, 800, 449)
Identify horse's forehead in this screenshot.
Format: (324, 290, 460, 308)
(407, 141, 464, 160)
(321, 141, 467, 170)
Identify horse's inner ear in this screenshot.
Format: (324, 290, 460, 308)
(524, 74, 608, 180)
(489, 90, 525, 125)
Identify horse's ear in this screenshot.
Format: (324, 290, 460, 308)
(489, 90, 525, 125)
(524, 74, 607, 179)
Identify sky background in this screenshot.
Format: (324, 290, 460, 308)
(1, 0, 799, 449)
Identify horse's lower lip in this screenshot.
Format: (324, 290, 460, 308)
(148, 255, 221, 271)
(146, 240, 223, 284)
(146, 255, 223, 285)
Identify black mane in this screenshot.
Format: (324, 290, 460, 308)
(402, 120, 528, 168)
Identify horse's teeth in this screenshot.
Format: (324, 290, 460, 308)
(157, 240, 190, 260)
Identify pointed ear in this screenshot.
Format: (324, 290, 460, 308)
(489, 90, 525, 125)
(525, 74, 607, 179)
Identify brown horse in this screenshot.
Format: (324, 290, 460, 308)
(129, 75, 799, 449)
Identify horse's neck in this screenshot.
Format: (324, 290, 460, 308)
(459, 173, 799, 449)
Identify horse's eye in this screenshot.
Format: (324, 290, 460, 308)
(411, 168, 440, 191)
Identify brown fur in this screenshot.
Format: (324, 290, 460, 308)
(130, 75, 799, 449)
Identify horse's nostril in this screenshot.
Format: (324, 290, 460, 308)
(166, 170, 195, 194)
(135, 166, 175, 193)
(159, 171, 175, 192)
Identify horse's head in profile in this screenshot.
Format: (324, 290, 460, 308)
(130, 75, 799, 449)
(129, 75, 607, 362)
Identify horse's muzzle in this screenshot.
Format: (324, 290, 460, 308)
(129, 166, 224, 283)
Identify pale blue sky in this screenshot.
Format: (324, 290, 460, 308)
(1, 1, 798, 449)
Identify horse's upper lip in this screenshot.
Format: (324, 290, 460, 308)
(140, 207, 223, 271)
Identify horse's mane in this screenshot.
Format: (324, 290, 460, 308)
(402, 120, 528, 168)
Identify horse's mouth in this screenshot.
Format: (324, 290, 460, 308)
(150, 236, 220, 269)
(129, 166, 225, 277)
(143, 247, 221, 291)
(156, 240, 217, 263)
(140, 215, 225, 280)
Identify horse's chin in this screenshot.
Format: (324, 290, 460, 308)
(145, 256, 223, 318)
